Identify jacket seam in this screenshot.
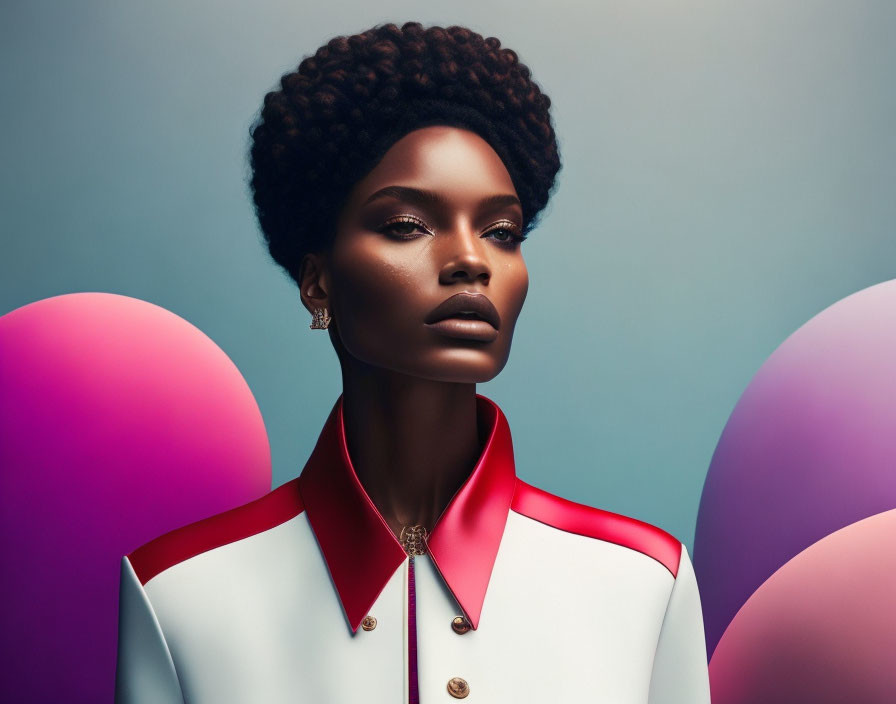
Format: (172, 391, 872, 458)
(143, 583, 188, 703)
(123, 556, 188, 703)
(646, 544, 683, 696)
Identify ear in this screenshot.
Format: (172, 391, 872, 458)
(298, 252, 330, 316)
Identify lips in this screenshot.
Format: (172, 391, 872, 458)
(424, 292, 501, 330)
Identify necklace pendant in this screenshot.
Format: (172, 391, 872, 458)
(399, 524, 429, 556)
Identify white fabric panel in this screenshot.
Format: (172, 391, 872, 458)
(647, 546, 711, 704)
(120, 509, 708, 703)
(414, 510, 675, 703)
(115, 557, 185, 704)
(143, 513, 406, 704)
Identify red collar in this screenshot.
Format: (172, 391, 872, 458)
(297, 393, 516, 633)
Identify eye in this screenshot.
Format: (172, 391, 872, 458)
(483, 220, 527, 247)
(378, 214, 433, 240)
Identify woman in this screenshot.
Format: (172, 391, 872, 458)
(115, 22, 711, 703)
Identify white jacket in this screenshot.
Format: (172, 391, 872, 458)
(115, 394, 710, 703)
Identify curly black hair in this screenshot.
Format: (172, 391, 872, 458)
(249, 21, 562, 289)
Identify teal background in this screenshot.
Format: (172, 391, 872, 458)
(2, 0, 894, 550)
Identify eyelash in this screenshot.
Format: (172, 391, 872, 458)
(379, 215, 527, 247)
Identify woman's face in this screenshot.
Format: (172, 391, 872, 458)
(306, 126, 529, 384)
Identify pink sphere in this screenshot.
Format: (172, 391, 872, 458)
(694, 279, 896, 655)
(710, 508, 896, 703)
(0, 293, 272, 703)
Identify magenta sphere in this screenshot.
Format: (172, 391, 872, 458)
(0, 293, 272, 703)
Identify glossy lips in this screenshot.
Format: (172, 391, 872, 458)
(424, 292, 501, 342)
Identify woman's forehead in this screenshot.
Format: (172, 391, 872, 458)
(351, 126, 519, 206)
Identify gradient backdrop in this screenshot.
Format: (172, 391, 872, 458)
(2, 0, 894, 551)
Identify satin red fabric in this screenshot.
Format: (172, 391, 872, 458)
(298, 394, 515, 632)
(130, 392, 681, 636)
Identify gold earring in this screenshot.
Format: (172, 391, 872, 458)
(310, 307, 332, 330)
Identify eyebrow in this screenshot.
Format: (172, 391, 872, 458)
(362, 185, 522, 212)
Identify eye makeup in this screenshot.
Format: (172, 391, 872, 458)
(376, 213, 526, 247)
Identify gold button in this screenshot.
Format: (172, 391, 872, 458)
(447, 677, 469, 699)
(451, 615, 471, 634)
(360, 615, 377, 631)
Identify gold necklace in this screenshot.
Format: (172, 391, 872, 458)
(399, 524, 429, 556)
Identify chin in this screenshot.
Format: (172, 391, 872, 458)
(405, 349, 510, 384)
(339, 336, 511, 384)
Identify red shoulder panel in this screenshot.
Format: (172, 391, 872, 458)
(128, 478, 304, 585)
(510, 479, 682, 577)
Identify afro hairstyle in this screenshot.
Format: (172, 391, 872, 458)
(249, 21, 562, 289)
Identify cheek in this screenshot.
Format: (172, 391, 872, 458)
(328, 242, 425, 344)
(504, 265, 530, 331)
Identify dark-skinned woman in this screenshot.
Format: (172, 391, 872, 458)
(115, 21, 711, 704)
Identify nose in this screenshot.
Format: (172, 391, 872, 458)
(437, 224, 491, 285)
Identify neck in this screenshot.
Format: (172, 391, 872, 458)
(339, 359, 483, 540)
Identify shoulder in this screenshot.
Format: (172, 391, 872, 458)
(127, 478, 305, 586)
(510, 478, 683, 577)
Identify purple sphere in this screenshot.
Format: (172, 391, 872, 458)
(694, 279, 896, 656)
